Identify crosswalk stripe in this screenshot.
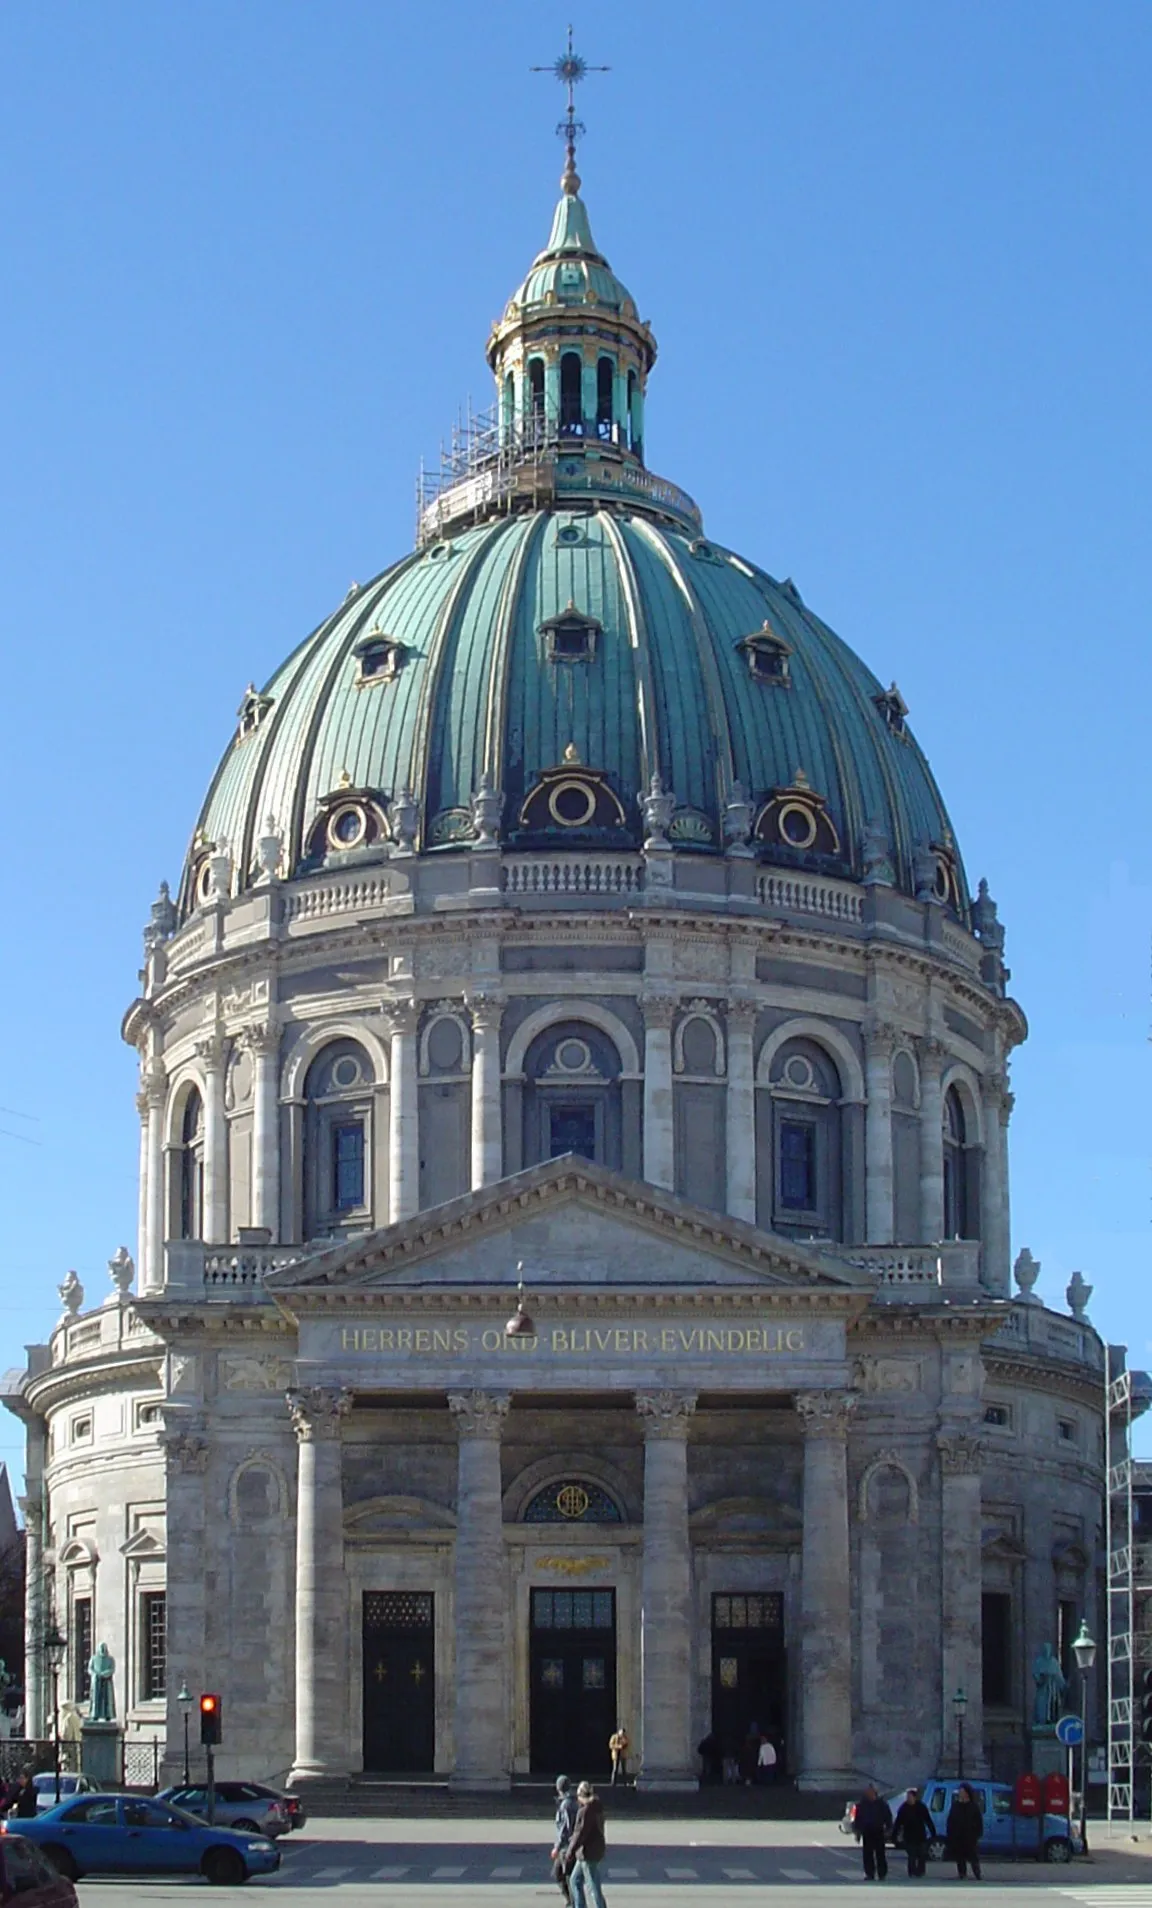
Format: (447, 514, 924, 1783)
(370, 1867, 410, 1880)
(490, 1867, 523, 1879)
(607, 1868, 640, 1879)
(1062, 1894, 1152, 1904)
(837, 1866, 864, 1879)
(666, 1867, 699, 1879)
(781, 1868, 818, 1880)
(431, 1866, 467, 1879)
(309, 1868, 351, 1880)
(723, 1867, 756, 1879)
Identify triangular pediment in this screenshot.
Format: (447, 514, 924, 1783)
(265, 1157, 874, 1302)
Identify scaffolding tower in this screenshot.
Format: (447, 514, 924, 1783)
(1105, 1351, 1152, 1826)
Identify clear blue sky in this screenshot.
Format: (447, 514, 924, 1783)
(1, 0, 1149, 1484)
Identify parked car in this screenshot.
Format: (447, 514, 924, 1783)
(157, 1781, 294, 1838)
(839, 1779, 1081, 1863)
(4, 1793, 280, 1885)
(0, 1834, 76, 1907)
(29, 1777, 95, 1816)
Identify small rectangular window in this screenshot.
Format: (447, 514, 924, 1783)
(1057, 1417, 1078, 1444)
(982, 1590, 1012, 1706)
(72, 1597, 92, 1705)
(71, 1416, 92, 1444)
(331, 1122, 365, 1211)
(778, 1120, 816, 1210)
(983, 1404, 1011, 1428)
(136, 1401, 163, 1429)
(140, 1590, 167, 1701)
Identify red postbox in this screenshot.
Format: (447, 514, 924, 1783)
(1042, 1771, 1070, 1818)
(1013, 1772, 1043, 1816)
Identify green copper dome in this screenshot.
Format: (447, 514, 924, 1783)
(179, 176, 968, 921)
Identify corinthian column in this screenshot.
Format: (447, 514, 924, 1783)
(386, 1001, 419, 1221)
(980, 1072, 1013, 1295)
(143, 1063, 167, 1289)
(245, 1023, 281, 1235)
(288, 1386, 353, 1781)
(795, 1389, 856, 1789)
(863, 1022, 895, 1244)
(642, 996, 676, 1192)
(161, 1418, 209, 1780)
(635, 1389, 697, 1789)
(725, 1001, 757, 1223)
(448, 1391, 511, 1790)
(197, 1035, 230, 1245)
(937, 1427, 985, 1772)
(469, 996, 504, 1190)
(918, 1037, 946, 1242)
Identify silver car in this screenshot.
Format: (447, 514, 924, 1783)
(155, 1781, 291, 1838)
(31, 1772, 96, 1813)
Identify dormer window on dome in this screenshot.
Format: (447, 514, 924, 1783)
(755, 770, 841, 857)
(237, 684, 273, 739)
(518, 749, 627, 836)
(738, 623, 793, 686)
(540, 602, 600, 664)
(873, 682, 909, 735)
(354, 630, 406, 685)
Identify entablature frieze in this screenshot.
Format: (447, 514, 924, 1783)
(982, 1351, 1107, 1412)
(24, 1351, 166, 1419)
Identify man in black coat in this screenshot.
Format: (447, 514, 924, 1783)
(893, 1787, 936, 1877)
(946, 1784, 983, 1880)
(855, 1784, 893, 1881)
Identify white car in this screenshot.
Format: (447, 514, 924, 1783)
(31, 1772, 96, 1812)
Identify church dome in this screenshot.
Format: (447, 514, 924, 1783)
(180, 172, 967, 923)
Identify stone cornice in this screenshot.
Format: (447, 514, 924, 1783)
(983, 1351, 1106, 1410)
(21, 1350, 165, 1419)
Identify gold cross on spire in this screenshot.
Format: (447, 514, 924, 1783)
(531, 25, 609, 190)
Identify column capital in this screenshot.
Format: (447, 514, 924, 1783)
(982, 1068, 1014, 1117)
(918, 1034, 949, 1071)
(240, 1019, 281, 1057)
(195, 1032, 231, 1073)
(162, 1428, 210, 1475)
(641, 993, 678, 1032)
(448, 1389, 511, 1439)
(383, 998, 419, 1039)
(286, 1385, 353, 1442)
(862, 1017, 899, 1059)
(794, 1389, 857, 1438)
(635, 1389, 697, 1437)
(135, 1088, 150, 1120)
(936, 1427, 984, 1475)
(726, 997, 759, 1029)
(466, 992, 506, 1033)
(142, 1060, 167, 1108)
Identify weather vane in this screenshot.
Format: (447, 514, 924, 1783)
(531, 25, 609, 188)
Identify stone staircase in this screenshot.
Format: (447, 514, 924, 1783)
(289, 1779, 840, 1821)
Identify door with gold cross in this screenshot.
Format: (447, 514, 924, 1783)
(362, 1591, 436, 1772)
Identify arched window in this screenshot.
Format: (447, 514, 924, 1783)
(943, 1086, 971, 1238)
(179, 1091, 204, 1241)
(596, 356, 614, 437)
(522, 1021, 624, 1172)
(528, 358, 545, 420)
(524, 1480, 623, 1523)
(757, 1038, 843, 1239)
(560, 352, 583, 434)
(303, 1040, 375, 1239)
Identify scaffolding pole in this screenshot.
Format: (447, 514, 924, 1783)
(1106, 1356, 1152, 1829)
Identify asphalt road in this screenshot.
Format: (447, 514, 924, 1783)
(71, 1816, 1152, 1907)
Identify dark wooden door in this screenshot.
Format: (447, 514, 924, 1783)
(710, 1592, 787, 1772)
(362, 1591, 435, 1773)
(529, 1587, 616, 1776)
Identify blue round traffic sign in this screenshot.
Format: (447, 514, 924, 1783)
(1055, 1714, 1084, 1746)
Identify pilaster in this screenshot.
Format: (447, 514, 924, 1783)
(243, 1022, 281, 1237)
(642, 995, 676, 1192)
(635, 1389, 697, 1789)
(795, 1388, 856, 1789)
(287, 1386, 353, 1781)
(863, 1020, 895, 1244)
(980, 1071, 1013, 1295)
(937, 1426, 986, 1773)
(385, 1001, 420, 1222)
(918, 1036, 947, 1243)
(468, 996, 505, 1190)
(725, 1000, 757, 1223)
(448, 1390, 511, 1790)
(196, 1034, 230, 1246)
(143, 1063, 167, 1290)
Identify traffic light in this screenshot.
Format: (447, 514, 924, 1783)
(199, 1693, 222, 1746)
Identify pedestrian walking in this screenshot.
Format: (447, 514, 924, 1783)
(756, 1734, 778, 1785)
(550, 1774, 580, 1904)
(945, 1783, 983, 1880)
(565, 1779, 608, 1908)
(608, 1723, 629, 1787)
(893, 1786, 935, 1878)
(854, 1783, 893, 1881)
(10, 1771, 37, 1819)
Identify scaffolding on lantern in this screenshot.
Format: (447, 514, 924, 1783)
(1105, 1352, 1152, 1828)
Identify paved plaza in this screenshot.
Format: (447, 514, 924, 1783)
(69, 1816, 1152, 1907)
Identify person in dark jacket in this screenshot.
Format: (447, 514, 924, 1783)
(855, 1784, 893, 1881)
(565, 1781, 608, 1908)
(10, 1771, 37, 1819)
(549, 1775, 579, 1904)
(893, 1787, 936, 1878)
(946, 1783, 983, 1880)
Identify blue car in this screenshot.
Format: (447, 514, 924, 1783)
(5, 1793, 281, 1885)
(885, 1780, 1080, 1863)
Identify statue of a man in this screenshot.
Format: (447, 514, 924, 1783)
(1031, 1641, 1067, 1725)
(87, 1642, 116, 1722)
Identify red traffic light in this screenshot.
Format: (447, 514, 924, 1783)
(199, 1694, 217, 1713)
(199, 1692, 222, 1745)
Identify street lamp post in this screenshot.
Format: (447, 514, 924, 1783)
(42, 1622, 66, 1807)
(953, 1686, 968, 1780)
(1071, 1621, 1097, 1855)
(177, 1682, 193, 1786)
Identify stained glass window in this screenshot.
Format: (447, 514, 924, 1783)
(524, 1481, 622, 1524)
(364, 1592, 433, 1632)
(531, 1590, 614, 1631)
(712, 1593, 783, 1632)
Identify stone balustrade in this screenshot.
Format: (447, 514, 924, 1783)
(163, 1239, 304, 1298)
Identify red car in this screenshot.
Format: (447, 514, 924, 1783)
(0, 1834, 77, 1907)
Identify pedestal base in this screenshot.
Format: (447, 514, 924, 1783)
(80, 1721, 122, 1787)
(1030, 1728, 1065, 1778)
